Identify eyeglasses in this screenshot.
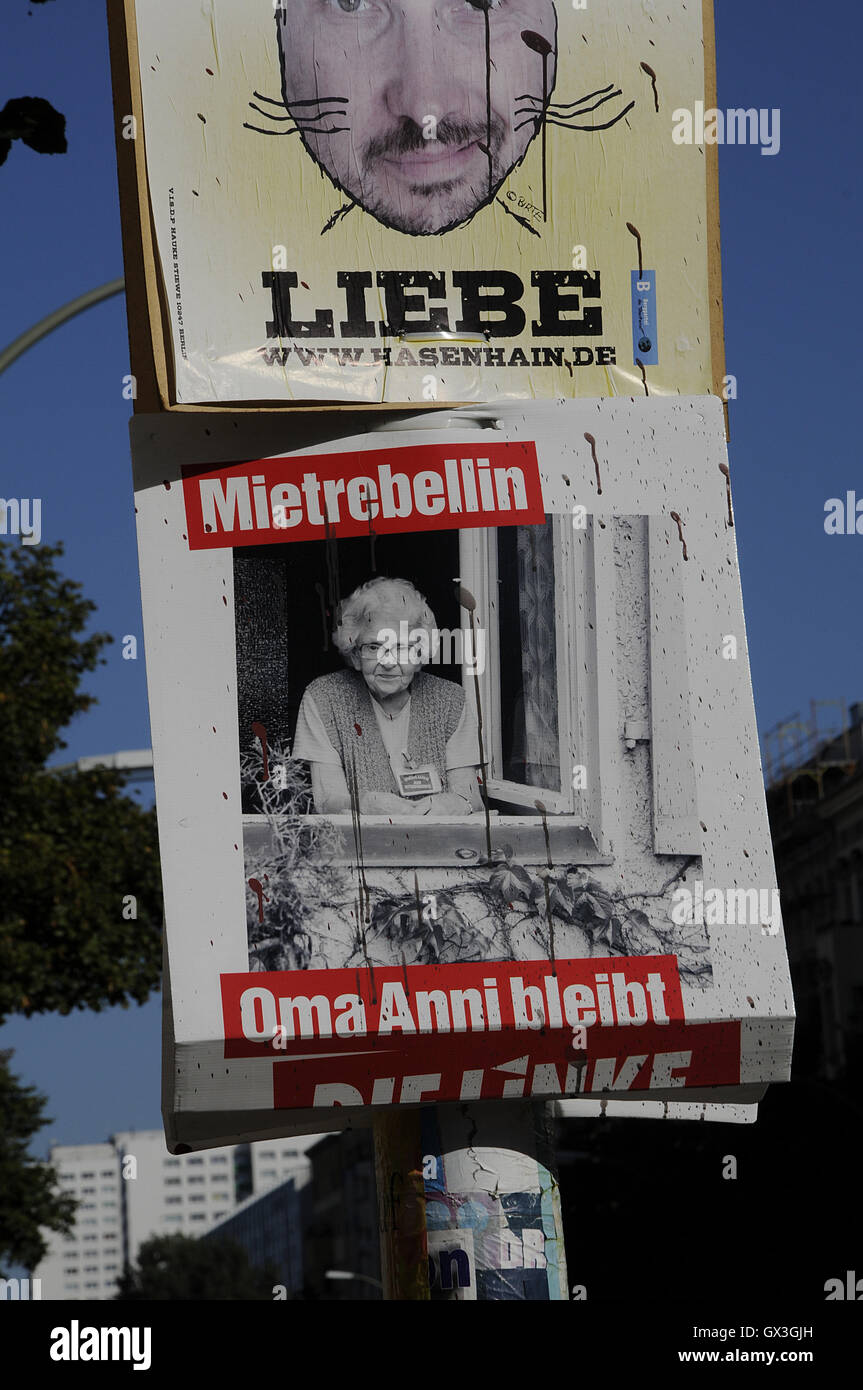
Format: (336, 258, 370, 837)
(359, 640, 426, 660)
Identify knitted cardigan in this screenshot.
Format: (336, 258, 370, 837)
(305, 668, 464, 795)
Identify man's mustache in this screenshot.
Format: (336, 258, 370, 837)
(363, 114, 506, 162)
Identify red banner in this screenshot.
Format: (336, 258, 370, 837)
(270, 1020, 740, 1108)
(182, 440, 545, 549)
(220, 956, 742, 1108)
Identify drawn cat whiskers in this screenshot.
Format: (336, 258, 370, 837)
(520, 82, 622, 113)
(514, 82, 635, 133)
(243, 90, 350, 136)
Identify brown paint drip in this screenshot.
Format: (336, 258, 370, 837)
(322, 512, 341, 618)
(251, 721, 269, 781)
(413, 871, 424, 937)
(640, 62, 659, 113)
(583, 432, 602, 494)
(248, 877, 267, 924)
(400, 950, 411, 1001)
(482, 3, 494, 204)
(635, 359, 649, 396)
(366, 956, 377, 1011)
(719, 462, 734, 526)
(458, 584, 492, 862)
(625, 220, 644, 278)
(314, 581, 330, 652)
(535, 800, 557, 975)
(670, 511, 689, 561)
(521, 30, 553, 223)
(347, 753, 376, 1002)
(368, 510, 377, 572)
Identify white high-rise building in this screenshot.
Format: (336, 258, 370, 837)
(32, 1132, 322, 1301)
(34, 1143, 124, 1302)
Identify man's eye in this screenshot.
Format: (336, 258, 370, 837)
(327, 0, 367, 13)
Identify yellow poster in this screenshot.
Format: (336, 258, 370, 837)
(128, 0, 720, 404)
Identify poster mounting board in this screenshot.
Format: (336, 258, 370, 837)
(129, 397, 792, 1152)
(109, 0, 725, 412)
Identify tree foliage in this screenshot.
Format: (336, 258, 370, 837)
(1, 7, 67, 168)
(0, 540, 162, 1022)
(116, 1234, 280, 1301)
(0, 1050, 76, 1276)
(0, 96, 66, 168)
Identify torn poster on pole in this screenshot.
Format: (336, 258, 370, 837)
(131, 397, 793, 1150)
(114, 0, 724, 405)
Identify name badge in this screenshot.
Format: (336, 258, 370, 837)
(396, 765, 442, 798)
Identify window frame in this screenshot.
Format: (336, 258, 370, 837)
(457, 512, 584, 817)
(242, 514, 616, 867)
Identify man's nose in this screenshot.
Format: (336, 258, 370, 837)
(380, 11, 474, 128)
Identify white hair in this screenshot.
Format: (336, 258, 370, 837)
(333, 577, 438, 668)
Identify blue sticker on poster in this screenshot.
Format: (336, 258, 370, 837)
(631, 270, 659, 365)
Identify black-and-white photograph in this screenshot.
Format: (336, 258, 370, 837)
(236, 514, 708, 980)
(237, 519, 570, 817)
(271, 0, 623, 237)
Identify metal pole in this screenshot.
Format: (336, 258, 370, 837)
(0, 278, 125, 378)
(422, 1101, 567, 1301)
(372, 1110, 430, 1301)
(374, 1102, 568, 1301)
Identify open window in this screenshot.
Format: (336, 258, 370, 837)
(460, 513, 591, 818)
(234, 510, 611, 866)
(234, 509, 698, 868)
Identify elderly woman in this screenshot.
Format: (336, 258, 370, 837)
(293, 577, 482, 816)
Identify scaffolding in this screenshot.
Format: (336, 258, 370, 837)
(763, 700, 857, 809)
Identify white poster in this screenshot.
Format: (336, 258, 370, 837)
(127, 0, 721, 403)
(129, 398, 793, 1149)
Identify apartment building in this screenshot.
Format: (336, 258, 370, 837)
(33, 1131, 321, 1300)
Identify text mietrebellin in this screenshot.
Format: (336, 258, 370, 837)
(183, 442, 545, 549)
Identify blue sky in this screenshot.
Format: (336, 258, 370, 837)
(0, 0, 861, 1152)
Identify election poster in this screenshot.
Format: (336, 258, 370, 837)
(130, 398, 792, 1150)
(114, 0, 723, 406)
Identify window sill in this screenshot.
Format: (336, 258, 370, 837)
(243, 813, 612, 867)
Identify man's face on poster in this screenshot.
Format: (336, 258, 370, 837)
(277, 0, 557, 235)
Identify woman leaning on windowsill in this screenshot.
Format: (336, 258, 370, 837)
(293, 576, 482, 817)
